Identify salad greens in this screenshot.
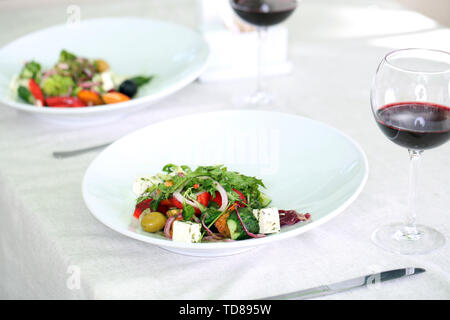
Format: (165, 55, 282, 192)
(19, 61, 41, 81)
(137, 164, 265, 210)
(42, 74, 75, 97)
(11, 49, 154, 107)
(133, 164, 311, 243)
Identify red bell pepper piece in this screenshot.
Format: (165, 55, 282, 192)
(45, 96, 87, 107)
(170, 197, 183, 209)
(194, 192, 211, 215)
(156, 199, 173, 215)
(159, 199, 172, 206)
(196, 192, 210, 207)
(133, 199, 152, 219)
(211, 191, 222, 207)
(28, 78, 45, 106)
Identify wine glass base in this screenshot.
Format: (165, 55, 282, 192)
(246, 91, 274, 106)
(372, 223, 445, 255)
(233, 91, 274, 108)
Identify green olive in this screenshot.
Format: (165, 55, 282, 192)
(140, 211, 167, 233)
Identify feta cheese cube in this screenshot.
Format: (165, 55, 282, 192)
(132, 175, 162, 195)
(172, 221, 202, 243)
(253, 207, 281, 234)
(100, 71, 115, 92)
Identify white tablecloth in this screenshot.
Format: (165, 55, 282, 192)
(0, 0, 449, 299)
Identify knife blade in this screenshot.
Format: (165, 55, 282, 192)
(52, 142, 112, 159)
(261, 267, 425, 300)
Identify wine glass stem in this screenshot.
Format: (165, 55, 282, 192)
(406, 149, 423, 236)
(256, 27, 266, 94)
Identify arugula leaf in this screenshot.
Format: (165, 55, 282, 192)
(181, 165, 192, 173)
(59, 49, 77, 62)
(130, 75, 154, 87)
(182, 203, 196, 221)
(203, 207, 223, 225)
(162, 163, 178, 173)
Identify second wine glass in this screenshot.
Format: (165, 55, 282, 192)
(370, 48, 450, 255)
(230, 0, 297, 107)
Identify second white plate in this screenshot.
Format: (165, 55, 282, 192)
(0, 17, 209, 124)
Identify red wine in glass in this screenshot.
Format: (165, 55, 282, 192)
(376, 102, 450, 150)
(230, 0, 297, 107)
(231, 0, 297, 26)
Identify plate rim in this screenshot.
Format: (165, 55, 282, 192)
(0, 16, 210, 115)
(82, 109, 369, 250)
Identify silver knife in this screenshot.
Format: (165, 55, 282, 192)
(52, 142, 112, 159)
(261, 267, 425, 300)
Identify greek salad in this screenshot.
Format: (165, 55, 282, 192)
(132, 164, 311, 243)
(10, 49, 153, 107)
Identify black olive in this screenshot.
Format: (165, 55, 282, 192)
(119, 80, 138, 98)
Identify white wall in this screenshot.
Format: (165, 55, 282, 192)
(396, 0, 450, 27)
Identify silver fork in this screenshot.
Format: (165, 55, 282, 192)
(52, 142, 112, 159)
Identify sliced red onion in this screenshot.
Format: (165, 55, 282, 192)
(173, 191, 198, 208)
(164, 216, 176, 239)
(214, 181, 228, 212)
(202, 236, 220, 242)
(234, 208, 265, 238)
(79, 81, 101, 89)
(83, 67, 93, 78)
(201, 214, 223, 240)
(202, 236, 222, 242)
(192, 215, 201, 224)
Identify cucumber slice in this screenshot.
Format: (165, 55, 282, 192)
(227, 219, 241, 240)
(259, 192, 272, 207)
(226, 207, 260, 240)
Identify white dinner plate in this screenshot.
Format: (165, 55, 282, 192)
(82, 110, 368, 256)
(0, 17, 209, 124)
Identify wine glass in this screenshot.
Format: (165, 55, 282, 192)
(230, 0, 297, 107)
(371, 48, 450, 254)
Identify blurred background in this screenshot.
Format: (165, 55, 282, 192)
(0, 0, 448, 47)
(396, 0, 450, 27)
(0, 0, 449, 26)
(0, 0, 448, 99)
